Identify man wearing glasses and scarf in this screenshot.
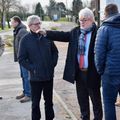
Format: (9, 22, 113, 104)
(40, 7, 103, 120)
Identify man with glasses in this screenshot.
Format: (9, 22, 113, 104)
(18, 15, 58, 120)
(40, 7, 103, 120)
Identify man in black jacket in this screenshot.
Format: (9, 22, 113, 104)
(18, 15, 58, 120)
(11, 16, 31, 103)
(41, 8, 103, 120)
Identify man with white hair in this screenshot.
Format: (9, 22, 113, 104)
(41, 7, 103, 120)
(18, 15, 58, 120)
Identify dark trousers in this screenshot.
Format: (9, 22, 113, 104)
(30, 80, 54, 120)
(102, 74, 120, 120)
(76, 71, 103, 120)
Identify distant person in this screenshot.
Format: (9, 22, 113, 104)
(0, 36, 5, 100)
(11, 16, 31, 103)
(18, 15, 58, 120)
(40, 8, 103, 120)
(95, 4, 120, 120)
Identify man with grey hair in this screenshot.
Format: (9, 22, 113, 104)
(40, 7, 103, 120)
(18, 15, 58, 120)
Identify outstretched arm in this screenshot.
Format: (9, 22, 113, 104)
(46, 30, 70, 42)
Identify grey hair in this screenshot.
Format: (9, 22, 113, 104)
(27, 15, 41, 25)
(78, 7, 95, 21)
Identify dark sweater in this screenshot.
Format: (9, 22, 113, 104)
(18, 31, 58, 81)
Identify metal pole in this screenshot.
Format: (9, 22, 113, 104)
(66, 0, 68, 21)
(97, 0, 100, 27)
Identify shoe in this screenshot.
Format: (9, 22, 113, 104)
(20, 96, 31, 103)
(115, 98, 120, 107)
(16, 93, 24, 100)
(0, 96, 2, 99)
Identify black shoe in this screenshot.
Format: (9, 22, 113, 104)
(20, 96, 31, 103)
(16, 93, 24, 100)
(0, 96, 2, 99)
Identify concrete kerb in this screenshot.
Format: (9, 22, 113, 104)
(53, 90, 78, 120)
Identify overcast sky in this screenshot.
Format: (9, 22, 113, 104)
(20, 0, 73, 9)
(21, 0, 88, 8)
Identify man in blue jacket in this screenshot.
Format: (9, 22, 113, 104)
(95, 4, 120, 120)
(18, 15, 58, 120)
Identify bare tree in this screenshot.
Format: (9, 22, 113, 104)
(82, 0, 91, 7)
(17, 5, 29, 20)
(0, 0, 20, 29)
(6, 0, 20, 28)
(0, 0, 6, 29)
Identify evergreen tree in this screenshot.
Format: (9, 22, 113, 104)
(56, 2, 66, 17)
(35, 2, 44, 20)
(47, 0, 56, 19)
(72, 0, 83, 17)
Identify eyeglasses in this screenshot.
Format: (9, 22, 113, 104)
(79, 19, 89, 23)
(30, 22, 41, 26)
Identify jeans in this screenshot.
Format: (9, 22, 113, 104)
(20, 64, 31, 97)
(76, 71, 103, 120)
(102, 74, 120, 120)
(30, 80, 54, 120)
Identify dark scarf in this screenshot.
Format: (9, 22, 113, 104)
(78, 23, 95, 55)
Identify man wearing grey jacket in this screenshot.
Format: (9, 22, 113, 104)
(11, 16, 31, 103)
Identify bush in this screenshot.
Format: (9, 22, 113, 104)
(58, 17, 68, 22)
(50, 27, 58, 30)
(4, 35, 13, 47)
(44, 16, 51, 21)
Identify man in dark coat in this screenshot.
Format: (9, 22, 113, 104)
(41, 8, 103, 120)
(11, 16, 31, 103)
(18, 15, 58, 120)
(95, 4, 120, 120)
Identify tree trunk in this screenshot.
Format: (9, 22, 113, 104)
(6, 13, 11, 28)
(1, 12, 5, 30)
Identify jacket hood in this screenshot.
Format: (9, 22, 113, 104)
(15, 23, 27, 30)
(102, 13, 120, 28)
